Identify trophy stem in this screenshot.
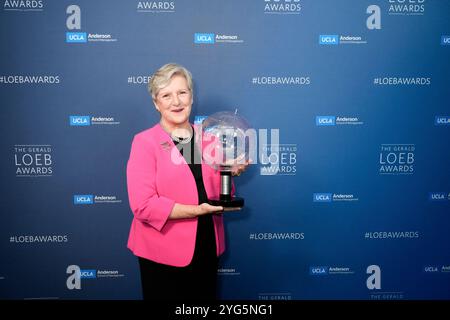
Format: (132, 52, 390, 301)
(220, 171, 232, 200)
(208, 170, 244, 210)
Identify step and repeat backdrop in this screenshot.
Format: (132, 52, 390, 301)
(1, 0, 449, 300)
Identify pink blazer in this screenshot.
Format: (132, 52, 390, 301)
(126, 123, 226, 267)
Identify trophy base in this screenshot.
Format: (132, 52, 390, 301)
(208, 196, 244, 211)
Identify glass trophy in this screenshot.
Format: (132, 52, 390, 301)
(201, 111, 251, 211)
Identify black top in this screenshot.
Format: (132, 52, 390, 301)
(173, 128, 217, 266)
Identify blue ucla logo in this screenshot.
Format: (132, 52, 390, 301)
(313, 193, 332, 202)
(74, 195, 93, 204)
(194, 33, 215, 44)
(441, 36, 450, 45)
(79, 269, 97, 279)
(66, 32, 87, 43)
(435, 116, 450, 125)
(424, 266, 439, 273)
(70, 116, 90, 126)
(309, 266, 328, 275)
(429, 192, 447, 201)
(316, 116, 336, 126)
(319, 35, 339, 45)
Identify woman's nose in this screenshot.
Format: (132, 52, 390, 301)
(171, 94, 180, 106)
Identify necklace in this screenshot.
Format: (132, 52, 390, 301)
(172, 133, 192, 144)
(161, 123, 193, 144)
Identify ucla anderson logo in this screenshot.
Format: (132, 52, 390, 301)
(316, 116, 336, 126)
(428, 192, 448, 202)
(66, 32, 86, 43)
(319, 35, 339, 45)
(310, 266, 328, 275)
(320, 34, 366, 45)
(70, 116, 90, 126)
(435, 116, 450, 125)
(74, 195, 94, 205)
(313, 193, 332, 202)
(423, 266, 439, 273)
(441, 36, 450, 46)
(66, 5, 116, 43)
(194, 33, 215, 44)
(316, 115, 363, 126)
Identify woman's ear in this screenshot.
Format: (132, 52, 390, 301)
(153, 100, 160, 113)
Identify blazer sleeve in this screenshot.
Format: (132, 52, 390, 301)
(126, 134, 175, 232)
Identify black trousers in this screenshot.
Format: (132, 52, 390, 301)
(138, 255, 218, 301)
(138, 216, 219, 301)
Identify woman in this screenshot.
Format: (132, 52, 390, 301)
(126, 63, 247, 300)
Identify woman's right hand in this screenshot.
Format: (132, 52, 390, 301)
(170, 203, 224, 219)
(196, 203, 224, 216)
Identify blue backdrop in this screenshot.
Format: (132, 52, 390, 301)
(1, 0, 449, 300)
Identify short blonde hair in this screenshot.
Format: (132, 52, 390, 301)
(148, 63, 193, 101)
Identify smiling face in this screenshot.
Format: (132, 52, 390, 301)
(154, 74, 193, 133)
